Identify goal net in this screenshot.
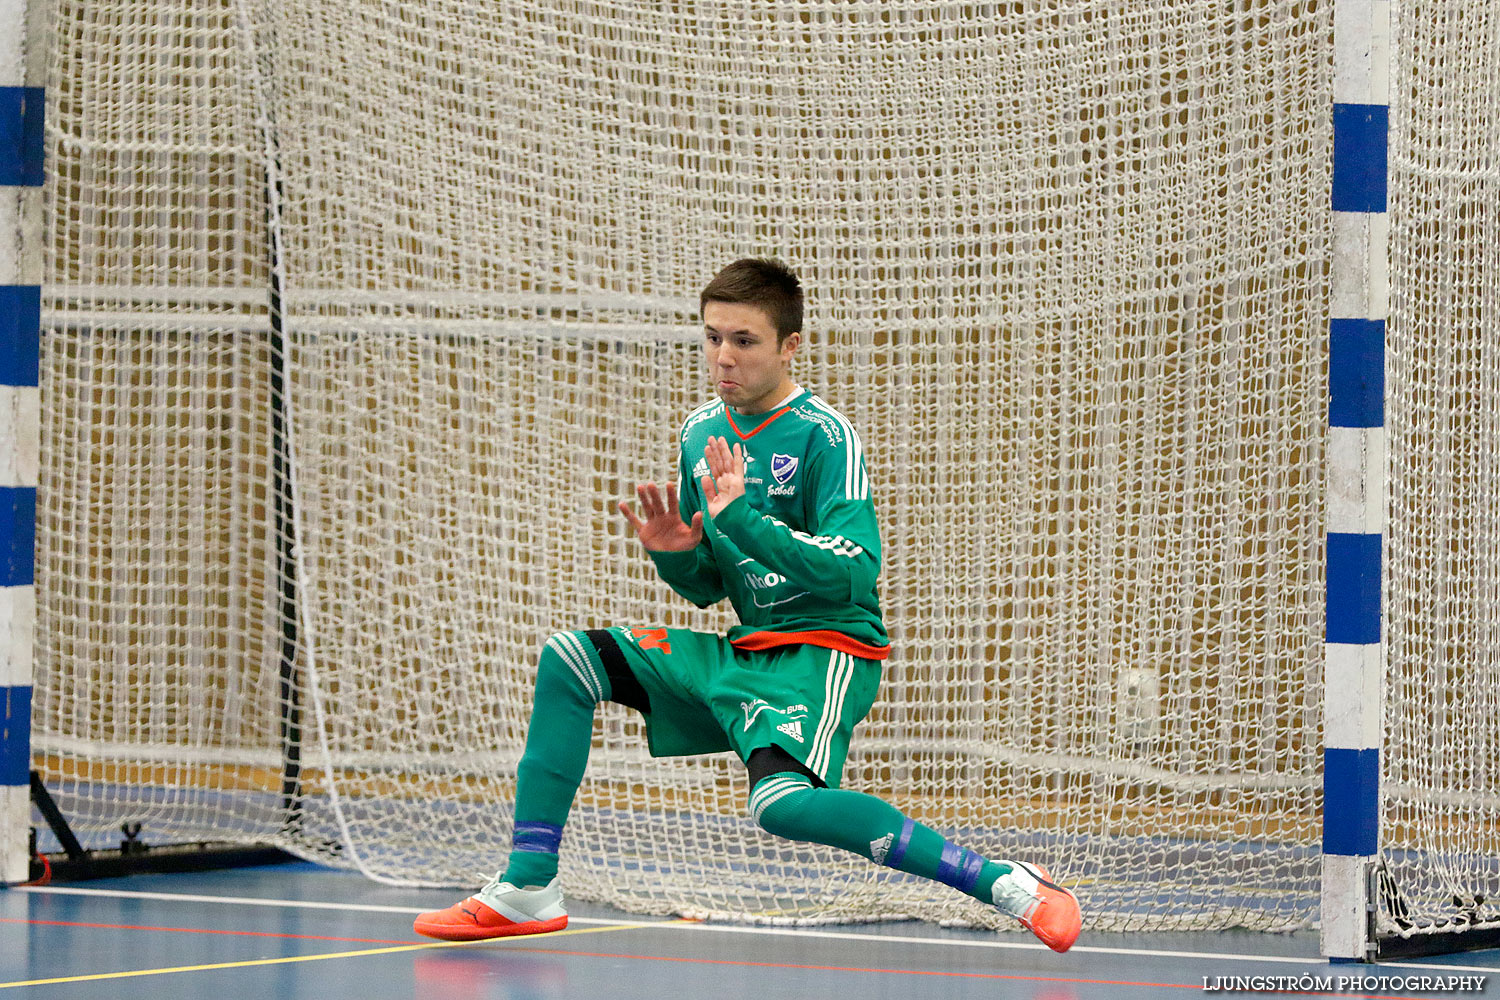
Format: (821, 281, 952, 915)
(34, 0, 1341, 932)
(1379, 0, 1500, 951)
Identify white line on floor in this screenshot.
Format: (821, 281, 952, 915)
(13, 884, 666, 925)
(14, 885, 1498, 974)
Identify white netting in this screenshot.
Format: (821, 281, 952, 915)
(34, 1, 1331, 931)
(1381, 0, 1500, 942)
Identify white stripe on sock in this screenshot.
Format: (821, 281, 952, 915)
(557, 631, 605, 701)
(547, 633, 601, 702)
(748, 776, 805, 819)
(751, 779, 812, 824)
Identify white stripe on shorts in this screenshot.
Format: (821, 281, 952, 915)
(807, 650, 854, 778)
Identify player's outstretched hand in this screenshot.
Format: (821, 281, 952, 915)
(619, 481, 704, 552)
(702, 436, 746, 518)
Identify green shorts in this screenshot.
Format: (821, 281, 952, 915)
(601, 626, 881, 789)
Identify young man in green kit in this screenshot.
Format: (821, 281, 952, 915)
(415, 259, 1082, 952)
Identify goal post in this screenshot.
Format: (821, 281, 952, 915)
(1325, 0, 1500, 961)
(9, 0, 1500, 951)
(0, 0, 46, 887)
(1321, 0, 1392, 961)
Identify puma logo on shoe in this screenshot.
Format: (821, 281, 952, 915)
(415, 879, 570, 941)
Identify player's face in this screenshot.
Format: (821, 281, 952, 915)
(702, 301, 800, 414)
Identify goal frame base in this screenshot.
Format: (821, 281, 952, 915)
(29, 842, 297, 884)
(17, 769, 297, 885)
(1373, 926, 1500, 961)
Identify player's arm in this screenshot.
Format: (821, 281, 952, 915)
(618, 448, 727, 609)
(701, 436, 880, 604)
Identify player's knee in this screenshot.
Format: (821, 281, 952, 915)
(747, 772, 816, 840)
(536, 631, 608, 705)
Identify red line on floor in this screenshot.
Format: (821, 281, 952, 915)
(0, 916, 409, 946)
(6, 915, 1431, 999)
(495, 945, 1431, 999)
(508, 945, 1192, 988)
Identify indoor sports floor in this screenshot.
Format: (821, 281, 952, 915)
(2, 862, 1497, 999)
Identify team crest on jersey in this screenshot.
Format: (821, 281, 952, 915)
(771, 453, 798, 485)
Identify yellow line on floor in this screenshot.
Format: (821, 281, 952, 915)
(0, 921, 670, 989)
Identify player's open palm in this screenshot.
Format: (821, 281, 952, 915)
(619, 481, 703, 552)
(702, 436, 746, 518)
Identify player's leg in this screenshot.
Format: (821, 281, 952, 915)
(724, 646, 1081, 953)
(503, 628, 653, 887)
(746, 745, 1081, 952)
(415, 629, 637, 941)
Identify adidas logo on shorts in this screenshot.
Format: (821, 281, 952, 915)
(869, 833, 893, 866)
(777, 720, 804, 743)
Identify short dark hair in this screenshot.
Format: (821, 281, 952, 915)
(700, 258, 803, 343)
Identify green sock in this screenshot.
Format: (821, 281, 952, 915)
(748, 773, 1012, 903)
(502, 633, 610, 888)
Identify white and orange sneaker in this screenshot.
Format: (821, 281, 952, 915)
(991, 861, 1082, 953)
(414, 876, 569, 941)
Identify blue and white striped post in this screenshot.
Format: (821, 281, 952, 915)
(1322, 0, 1391, 962)
(1, 0, 42, 885)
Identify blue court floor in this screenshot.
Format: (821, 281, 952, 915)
(1, 863, 1496, 998)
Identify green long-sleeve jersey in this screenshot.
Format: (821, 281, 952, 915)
(647, 388, 889, 655)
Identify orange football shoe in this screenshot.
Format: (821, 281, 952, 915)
(992, 861, 1082, 953)
(414, 876, 569, 942)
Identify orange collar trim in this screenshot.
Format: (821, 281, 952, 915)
(723, 405, 794, 441)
